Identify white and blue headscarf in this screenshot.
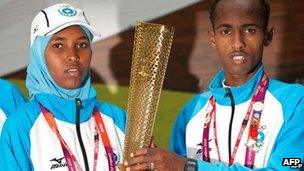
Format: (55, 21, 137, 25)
(26, 26, 96, 100)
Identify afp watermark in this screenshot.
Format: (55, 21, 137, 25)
(282, 158, 303, 169)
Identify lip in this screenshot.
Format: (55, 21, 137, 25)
(230, 52, 247, 64)
(64, 67, 82, 77)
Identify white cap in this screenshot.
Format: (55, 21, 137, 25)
(30, 3, 100, 46)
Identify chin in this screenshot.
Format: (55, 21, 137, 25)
(230, 67, 253, 76)
(60, 82, 82, 90)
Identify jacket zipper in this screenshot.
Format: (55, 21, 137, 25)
(75, 98, 90, 171)
(225, 88, 235, 162)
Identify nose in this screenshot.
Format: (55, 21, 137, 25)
(231, 31, 245, 51)
(66, 48, 79, 62)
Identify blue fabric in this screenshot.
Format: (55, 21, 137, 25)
(0, 79, 25, 117)
(80, 26, 93, 42)
(95, 102, 126, 132)
(26, 27, 96, 100)
(35, 93, 95, 123)
(0, 100, 39, 171)
(209, 66, 264, 105)
(0, 79, 26, 135)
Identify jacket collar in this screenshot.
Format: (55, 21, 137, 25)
(209, 65, 265, 106)
(35, 93, 96, 123)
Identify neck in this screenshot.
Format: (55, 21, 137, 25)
(224, 64, 262, 87)
(224, 74, 253, 87)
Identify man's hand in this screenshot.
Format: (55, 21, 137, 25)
(125, 147, 187, 171)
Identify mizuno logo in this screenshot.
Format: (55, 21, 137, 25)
(50, 157, 67, 170)
(50, 157, 64, 164)
(33, 25, 39, 34)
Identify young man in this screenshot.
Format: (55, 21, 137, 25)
(125, 0, 304, 170)
(0, 79, 25, 133)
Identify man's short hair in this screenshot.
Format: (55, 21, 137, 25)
(209, 0, 270, 31)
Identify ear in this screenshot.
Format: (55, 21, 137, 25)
(263, 27, 274, 47)
(208, 29, 217, 49)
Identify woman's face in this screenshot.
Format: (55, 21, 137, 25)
(45, 25, 92, 89)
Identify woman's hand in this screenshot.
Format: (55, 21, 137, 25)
(125, 147, 187, 171)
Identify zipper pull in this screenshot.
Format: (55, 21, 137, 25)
(75, 98, 83, 123)
(224, 88, 231, 97)
(75, 98, 83, 111)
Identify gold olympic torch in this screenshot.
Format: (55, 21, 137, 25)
(119, 22, 174, 169)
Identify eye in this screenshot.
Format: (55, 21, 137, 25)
(52, 43, 63, 49)
(221, 28, 231, 35)
(244, 28, 256, 34)
(77, 42, 89, 48)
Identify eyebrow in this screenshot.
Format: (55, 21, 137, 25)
(50, 36, 89, 41)
(241, 23, 261, 29)
(216, 24, 231, 30)
(216, 23, 261, 30)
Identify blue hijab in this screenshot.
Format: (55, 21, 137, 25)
(26, 26, 96, 100)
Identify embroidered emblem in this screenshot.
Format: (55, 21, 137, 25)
(58, 5, 77, 17)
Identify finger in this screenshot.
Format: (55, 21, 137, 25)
(126, 162, 154, 171)
(128, 155, 153, 166)
(132, 147, 151, 157)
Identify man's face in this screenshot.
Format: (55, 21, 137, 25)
(209, 0, 273, 85)
(45, 25, 92, 89)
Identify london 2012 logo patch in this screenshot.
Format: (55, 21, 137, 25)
(58, 5, 77, 17)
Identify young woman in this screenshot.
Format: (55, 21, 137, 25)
(0, 4, 125, 171)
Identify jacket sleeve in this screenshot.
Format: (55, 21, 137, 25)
(0, 139, 23, 171)
(170, 94, 209, 157)
(0, 116, 32, 171)
(10, 82, 26, 108)
(169, 105, 188, 157)
(0, 80, 26, 116)
(196, 97, 304, 171)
